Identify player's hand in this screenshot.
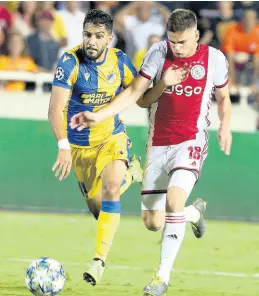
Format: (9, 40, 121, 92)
(69, 111, 100, 130)
(162, 64, 190, 87)
(217, 125, 232, 156)
(52, 149, 72, 181)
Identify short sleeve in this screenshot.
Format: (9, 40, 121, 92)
(52, 52, 77, 90)
(121, 53, 137, 87)
(213, 50, 229, 88)
(139, 43, 164, 80)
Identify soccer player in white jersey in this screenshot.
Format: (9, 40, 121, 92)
(69, 9, 232, 296)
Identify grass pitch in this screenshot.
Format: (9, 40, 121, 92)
(1, 212, 259, 296)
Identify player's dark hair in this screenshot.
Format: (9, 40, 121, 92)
(83, 9, 113, 33)
(167, 9, 197, 33)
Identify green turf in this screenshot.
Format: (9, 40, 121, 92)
(1, 212, 259, 296)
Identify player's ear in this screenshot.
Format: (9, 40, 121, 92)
(195, 30, 200, 42)
(107, 34, 113, 47)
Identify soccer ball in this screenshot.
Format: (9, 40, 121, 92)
(25, 257, 66, 296)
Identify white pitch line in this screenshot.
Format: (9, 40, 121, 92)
(0, 257, 258, 279)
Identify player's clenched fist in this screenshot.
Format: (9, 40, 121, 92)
(52, 149, 72, 181)
(162, 64, 190, 87)
(70, 111, 99, 130)
(217, 125, 232, 156)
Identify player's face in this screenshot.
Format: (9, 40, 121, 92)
(83, 23, 112, 62)
(167, 27, 199, 58)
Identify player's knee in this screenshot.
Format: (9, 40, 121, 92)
(102, 181, 121, 200)
(143, 215, 164, 232)
(144, 221, 164, 232)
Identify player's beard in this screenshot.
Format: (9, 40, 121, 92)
(83, 45, 106, 61)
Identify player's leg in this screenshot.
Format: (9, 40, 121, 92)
(77, 179, 101, 220)
(174, 131, 208, 238)
(73, 143, 143, 220)
(157, 171, 195, 284)
(79, 162, 143, 221)
(84, 159, 143, 220)
(83, 159, 126, 285)
(140, 144, 205, 234)
(83, 133, 132, 285)
(118, 136, 143, 196)
(143, 170, 196, 296)
(120, 155, 143, 195)
(141, 146, 169, 232)
(86, 194, 102, 220)
(143, 134, 208, 295)
(95, 160, 126, 262)
(185, 197, 207, 238)
(86, 154, 143, 219)
(142, 192, 205, 235)
(141, 150, 169, 296)
(72, 146, 102, 220)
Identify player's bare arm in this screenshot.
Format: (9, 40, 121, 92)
(70, 74, 151, 130)
(48, 86, 72, 181)
(137, 65, 189, 108)
(215, 84, 232, 156)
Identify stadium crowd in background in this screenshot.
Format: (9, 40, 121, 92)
(1, 1, 259, 127)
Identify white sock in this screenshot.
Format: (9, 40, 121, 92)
(157, 212, 186, 285)
(184, 205, 200, 223)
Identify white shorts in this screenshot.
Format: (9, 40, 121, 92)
(141, 131, 208, 211)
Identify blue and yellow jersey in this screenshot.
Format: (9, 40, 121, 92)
(52, 45, 137, 147)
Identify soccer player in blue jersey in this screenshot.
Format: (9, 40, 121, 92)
(48, 9, 143, 285)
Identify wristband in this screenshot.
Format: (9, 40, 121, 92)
(58, 139, 71, 150)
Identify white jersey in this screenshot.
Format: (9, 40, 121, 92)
(139, 41, 229, 147)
